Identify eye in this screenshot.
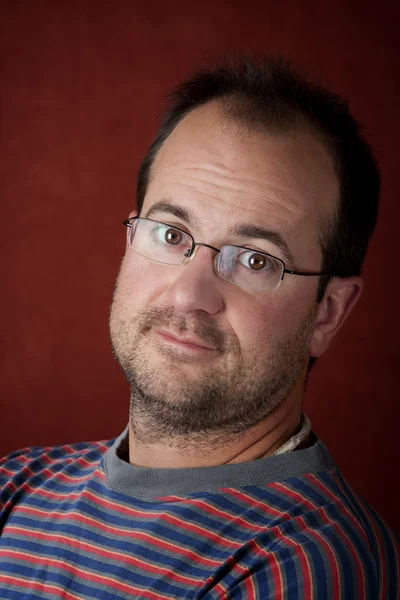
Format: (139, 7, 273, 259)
(238, 250, 274, 271)
(153, 224, 184, 246)
(164, 227, 183, 245)
(248, 252, 268, 270)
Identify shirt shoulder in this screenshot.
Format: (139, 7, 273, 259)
(0, 438, 114, 522)
(242, 467, 400, 599)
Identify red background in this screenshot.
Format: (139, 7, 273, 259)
(1, 1, 399, 532)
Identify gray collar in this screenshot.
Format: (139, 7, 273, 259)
(103, 425, 334, 501)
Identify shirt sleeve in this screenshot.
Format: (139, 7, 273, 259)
(197, 510, 400, 600)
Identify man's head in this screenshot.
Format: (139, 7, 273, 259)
(137, 57, 380, 303)
(109, 57, 379, 445)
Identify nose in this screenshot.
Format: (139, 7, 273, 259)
(162, 246, 224, 316)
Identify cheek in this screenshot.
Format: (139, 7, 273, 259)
(115, 253, 174, 310)
(225, 296, 281, 353)
(227, 285, 315, 351)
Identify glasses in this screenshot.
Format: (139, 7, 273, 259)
(123, 217, 334, 292)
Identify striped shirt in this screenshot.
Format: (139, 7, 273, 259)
(1, 426, 399, 599)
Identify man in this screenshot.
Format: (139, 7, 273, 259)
(1, 57, 399, 599)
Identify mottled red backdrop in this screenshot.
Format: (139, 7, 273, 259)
(1, 1, 399, 532)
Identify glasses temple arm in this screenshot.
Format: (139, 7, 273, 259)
(284, 268, 337, 277)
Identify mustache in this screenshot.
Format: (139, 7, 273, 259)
(137, 306, 229, 352)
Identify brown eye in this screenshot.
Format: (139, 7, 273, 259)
(165, 228, 183, 245)
(248, 253, 267, 270)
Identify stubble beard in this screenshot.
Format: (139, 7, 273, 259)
(110, 299, 317, 451)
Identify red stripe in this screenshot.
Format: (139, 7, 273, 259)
(384, 529, 400, 598)
(154, 496, 262, 532)
(327, 470, 399, 599)
(11, 502, 221, 568)
(6, 511, 263, 592)
(2, 549, 147, 595)
(215, 554, 261, 594)
(251, 525, 314, 599)
(13, 480, 85, 502)
(268, 481, 317, 511)
(10, 467, 104, 504)
(3, 527, 243, 596)
(343, 492, 395, 600)
(61, 441, 109, 454)
(81, 489, 242, 550)
(304, 473, 370, 543)
(0, 573, 83, 600)
(18, 460, 95, 484)
(2, 534, 227, 599)
(2, 525, 203, 586)
(219, 487, 289, 519)
(2, 460, 92, 491)
(15, 451, 103, 471)
(243, 567, 257, 599)
(1, 481, 19, 516)
(267, 475, 344, 595)
(0, 466, 18, 477)
(298, 512, 341, 598)
(305, 473, 367, 596)
(0, 569, 173, 600)
(265, 544, 283, 599)
(201, 571, 229, 597)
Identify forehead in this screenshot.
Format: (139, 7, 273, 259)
(144, 103, 339, 265)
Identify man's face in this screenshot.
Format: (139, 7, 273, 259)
(109, 103, 338, 441)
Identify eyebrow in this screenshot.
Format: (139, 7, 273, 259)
(145, 200, 199, 226)
(228, 223, 295, 265)
(144, 199, 295, 265)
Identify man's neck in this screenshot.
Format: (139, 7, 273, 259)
(128, 397, 304, 468)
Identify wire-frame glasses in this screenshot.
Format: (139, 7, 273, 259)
(123, 217, 335, 292)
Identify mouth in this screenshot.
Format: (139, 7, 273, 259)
(155, 329, 217, 352)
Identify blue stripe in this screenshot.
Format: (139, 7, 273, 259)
(289, 474, 380, 590)
(278, 518, 329, 598)
(1, 537, 200, 597)
(7, 513, 229, 573)
(1, 561, 126, 600)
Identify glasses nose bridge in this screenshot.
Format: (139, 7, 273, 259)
(184, 241, 221, 261)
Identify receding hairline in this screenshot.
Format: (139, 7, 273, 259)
(149, 96, 338, 179)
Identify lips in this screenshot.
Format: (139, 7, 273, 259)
(155, 329, 216, 351)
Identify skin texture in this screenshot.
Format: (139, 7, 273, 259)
(109, 102, 363, 468)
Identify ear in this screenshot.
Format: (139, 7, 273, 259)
(310, 276, 363, 358)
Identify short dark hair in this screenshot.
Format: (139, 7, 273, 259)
(136, 56, 380, 306)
